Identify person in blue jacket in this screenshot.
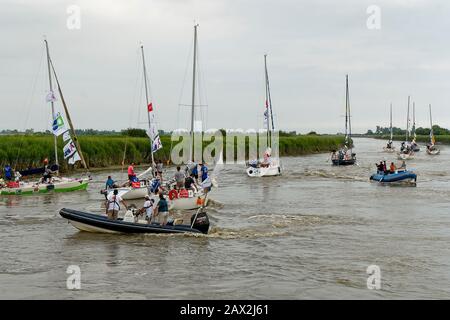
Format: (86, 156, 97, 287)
(200, 163, 208, 182)
(4, 164, 12, 181)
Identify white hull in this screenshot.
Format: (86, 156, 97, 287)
(108, 186, 148, 200)
(246, 165, 281, 177)
(150, 192, 209, 211)
(427, 149, 440, 155)
(70, 220, 120, 234)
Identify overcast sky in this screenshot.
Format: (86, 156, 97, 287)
(1, 0, 449, 134)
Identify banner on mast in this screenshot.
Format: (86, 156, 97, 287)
(46, 91, 57, 103)
(63, 139, 77, 159)
(62, 130, 71, 142)
(52, 112, 67, 136)
(68, 151, 81, 165)
(152, 135, 163, 153)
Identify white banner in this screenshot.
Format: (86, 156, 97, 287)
(152, 135, 163, 153)
(62, 130, 71, 142)
(63, 139, 77, 159)
(52, 112, 67, 137)
(68, 151, 81, 164)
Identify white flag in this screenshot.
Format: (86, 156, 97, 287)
(46, 91, 57, 103)
(152, 135, 163, 153)
(63, 139, 77, 159)
(68, 151, 81, 165)
(62, 130, 71, 142)
(52, 112, 67, 136)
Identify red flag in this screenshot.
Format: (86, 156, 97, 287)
(147, 102, 153, 112)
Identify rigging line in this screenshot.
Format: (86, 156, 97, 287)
(14, 45, 45, 169)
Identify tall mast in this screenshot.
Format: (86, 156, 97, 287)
(264, 55, 275, 149)
(141, 45, 155, 167)
(390, 103, 393, 141)
(429, 104, 434, 144)
(412, 101, 416, 139)
(190, 24, 199, 162)
(406, 96, 410, 142)
(264, 55, 270, 147)
(49, 57, 89, 170)
(44, 40, 59, 169)
(345, 75, 351, 149)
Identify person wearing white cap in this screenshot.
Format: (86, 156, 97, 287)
(141, 195, 155, 224)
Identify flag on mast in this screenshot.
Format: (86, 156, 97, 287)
(52, 112, 67, 136)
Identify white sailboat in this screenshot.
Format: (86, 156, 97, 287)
(106, 45, 162, 200)
(410, 102, 420, 152)
(246, 54, 282, 177)
(398, 96, 415, 160)
(167, 24, 210, 210)
(383, 103, 395, 152)
(1, 40, 90, 196)
(426, 104, 440, 155)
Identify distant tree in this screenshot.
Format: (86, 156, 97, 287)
(366, 129, 374, 135)
(121, 128, 147, 137)
(307, 131, 317, 135)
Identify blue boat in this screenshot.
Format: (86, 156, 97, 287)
(370, 170, 417, 184)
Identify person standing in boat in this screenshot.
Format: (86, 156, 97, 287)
(155, 193, 169, 226)
(3, 164, 12, 181)
(174, 166, 185, 190)
(184, 173, 198, 193)
(105, 176, 116, 190)
(200, 163, 208, 182)
(140, 195, 155, 224)
(42, 159, 54, 183)
(106, 189, 127, 220)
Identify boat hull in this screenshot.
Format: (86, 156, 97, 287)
(331, 158, 356, 166)
(59, 208, 209, 234)
(370, 170, 417, 185)
(246, 165, 281, 177)
(0, 178, 89, 196)
(426, 148, 440, 155)
(383, 147, 396, 153)
(107, 186, 149, 200)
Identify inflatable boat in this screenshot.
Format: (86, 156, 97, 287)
(369, 170, 417, 185)
(59, 208, 210, 234)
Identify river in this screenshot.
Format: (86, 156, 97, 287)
(1, 137, 450, 299)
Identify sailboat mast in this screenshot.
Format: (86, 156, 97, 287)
(264, 55, 270, 147)
(44, 40, 59, 169)
(412, 101, 416, 139)
(429, 104, 434, 143)
(406, 96, 410, 142)
(264, 55, 275, 147)
(190, 24, 198, 162)
(49, 59, 89, 170)
(345, 75, 351, 149)
(390, 103, 393, 140)
(140, 45, 155, 166)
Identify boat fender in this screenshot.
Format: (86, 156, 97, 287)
(196, 197, 204, 205)
(188, 190, 194, 198)
(179, 189, 189, 198)
(169, 189, 178, 200)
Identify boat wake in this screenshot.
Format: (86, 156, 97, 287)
(296, 170, 367, 182)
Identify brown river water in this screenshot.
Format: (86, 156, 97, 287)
(1, 137, 450, 299)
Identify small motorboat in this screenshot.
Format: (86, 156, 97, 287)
(370, 170, 417, 185)
(59, 207, 210, 234)
(0, 177, 89, 196)
(426, 145, 440, 155)
(331, 149, 356, 166)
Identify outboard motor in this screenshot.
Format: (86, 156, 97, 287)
(190, 211, 210, 234)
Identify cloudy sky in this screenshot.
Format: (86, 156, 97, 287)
(1, 0, 449, 134)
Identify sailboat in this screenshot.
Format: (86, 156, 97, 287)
(410, 102, 420, 152)
(383, 103, 395, 152)
(165, 24, 210, 210)
(398, 96, 415, 160)
(1, 40, 90, 196)
(105, 45, 162, 200)
(426, 104, 440, 155)
(246, 54, 282, 177)
(331, 75, 356, 166)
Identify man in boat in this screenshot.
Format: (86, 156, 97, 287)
(106, 189, 128, 220)
(105, 176, 116, 190)
(184, 173, 198, 193)
(128, 163, 137, 183)
(387, 140, 393, 149)
(154, 193, 169, 226)
(41, 159, 55, 183)
(174, 166, 185, 190)
(398, 160, 407, 172)
(389, 162, 396, 174)
(200, 163, 208, 182)
(3, 164, 13, 181)
(140, 195, 155, 224)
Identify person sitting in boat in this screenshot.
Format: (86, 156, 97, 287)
(3, 164, 13, 181)
(150, 176, 162, 194)
(174, 166, 185, 190)
(106, 189, 128, 220)
(387, 140, 393, 149)
(200, 163, 209, 182)
(127, 163, 136, 183)
(155, 193, 169, 226)
(184, 173, 198, 193)
(398, 160, 407, 172)
(389, 162, 396, 174)
(105, 176, 116, 190)
(41, 159, 55, 183)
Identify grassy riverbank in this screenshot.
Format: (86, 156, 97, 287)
(0, 134, 345, 172)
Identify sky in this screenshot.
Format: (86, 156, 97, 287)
(1, 0, 450, 134)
